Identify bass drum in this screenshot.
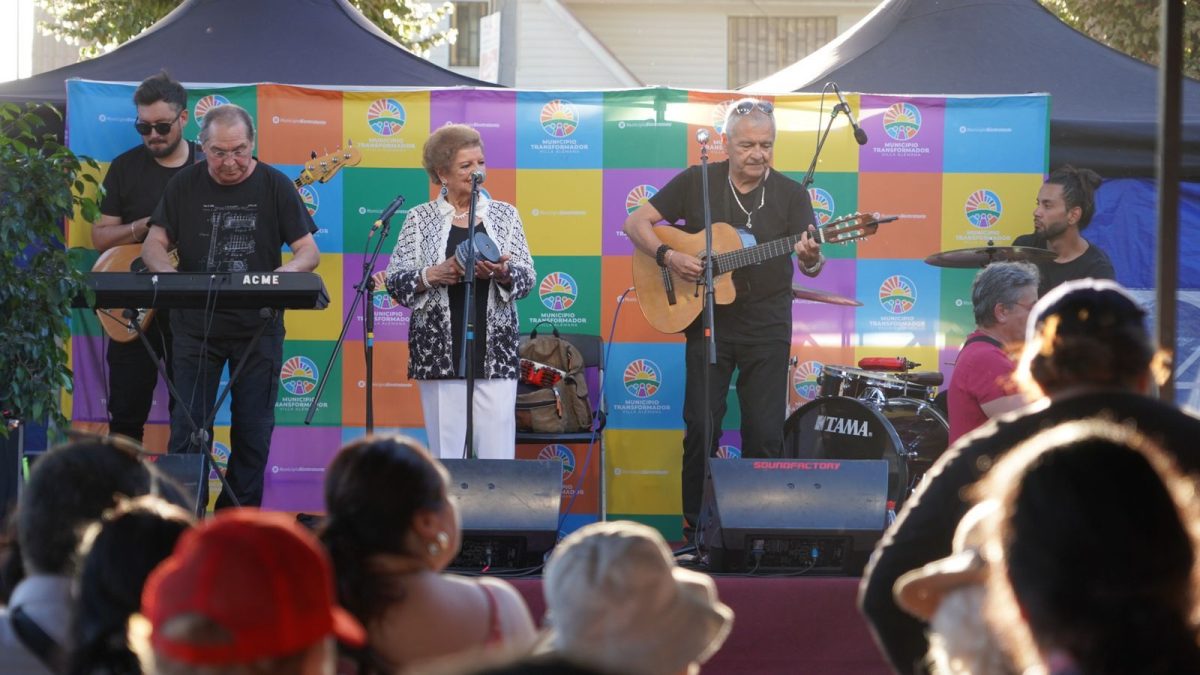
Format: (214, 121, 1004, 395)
(783, 396, 949, 507)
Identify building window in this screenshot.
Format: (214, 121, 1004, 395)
(727, 16, 837, 89)
(450, 2, 487, 67)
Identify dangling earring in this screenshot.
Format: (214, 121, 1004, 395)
(439, 181, 448, 197)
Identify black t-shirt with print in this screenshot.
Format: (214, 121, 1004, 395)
(648, 160, 815, 344)
(152, 161, 317, 337)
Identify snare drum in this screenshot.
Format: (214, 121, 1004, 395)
(783, 395, 949, 506)
(818, 365, 936, 402)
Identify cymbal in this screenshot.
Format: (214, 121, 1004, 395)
(924, 246, 1057, 268)
(791, 284, 862, 306)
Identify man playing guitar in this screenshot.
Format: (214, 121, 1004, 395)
(623, 97, 824, 539)
(91, 72, 199, 443)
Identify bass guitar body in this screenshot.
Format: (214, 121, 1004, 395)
(92, 244, 176, 342)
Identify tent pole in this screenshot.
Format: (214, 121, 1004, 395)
(1155, 0, 1183, 403)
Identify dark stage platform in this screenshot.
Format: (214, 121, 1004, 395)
(511, 575, 890, 674)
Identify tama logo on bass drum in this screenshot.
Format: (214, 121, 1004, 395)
(813, 414, 872, 437)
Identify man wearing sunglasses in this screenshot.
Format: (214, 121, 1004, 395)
(142, 103, 319, 509)
(90, 72, 199, 444)
(623, 97, 824, 538)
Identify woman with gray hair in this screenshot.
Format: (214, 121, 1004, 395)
(373, 124, 535, 460)
(947, 261, 1039, 444)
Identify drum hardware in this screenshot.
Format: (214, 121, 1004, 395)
(791, 284, 862, 306)
(923, 244, 1057, 268)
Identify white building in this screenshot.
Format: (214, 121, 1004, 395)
(428, 0, 880, 89)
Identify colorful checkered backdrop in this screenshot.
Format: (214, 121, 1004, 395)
(65, 81, 1049, 538)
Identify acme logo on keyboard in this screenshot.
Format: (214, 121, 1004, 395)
(242, 274, 281, 285)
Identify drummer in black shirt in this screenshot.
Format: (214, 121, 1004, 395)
(1014, 165, 1115, 296)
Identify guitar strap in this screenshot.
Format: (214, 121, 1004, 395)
(963, 334, 1003, 350)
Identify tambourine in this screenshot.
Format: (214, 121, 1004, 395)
(455, 232, 502, 269)
(520, 358, 565, 388)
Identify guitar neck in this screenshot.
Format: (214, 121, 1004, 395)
(712, 233, 803, 275)
(710, 214, 873, 275)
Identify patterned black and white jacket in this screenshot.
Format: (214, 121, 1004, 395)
(383, 195, 535, 380)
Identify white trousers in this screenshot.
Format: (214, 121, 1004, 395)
(419, 378, 518, 460)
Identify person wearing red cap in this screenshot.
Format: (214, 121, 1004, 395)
(134, 508, 365, 675)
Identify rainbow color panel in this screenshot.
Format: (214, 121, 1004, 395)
(65, 81, 1048, 540)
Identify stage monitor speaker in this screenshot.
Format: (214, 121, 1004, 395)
(697, 458, 888, 575)
(147, 453, 207, 518)
(443, 459, 562, 570)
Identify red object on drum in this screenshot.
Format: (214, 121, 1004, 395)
(858, 357, 920, 372)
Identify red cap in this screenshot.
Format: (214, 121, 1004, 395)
(142, 508, 366, 665)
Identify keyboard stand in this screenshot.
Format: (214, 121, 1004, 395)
(119, 307, 278, 514)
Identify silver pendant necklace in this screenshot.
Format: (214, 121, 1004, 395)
(728, 168, 768, 229)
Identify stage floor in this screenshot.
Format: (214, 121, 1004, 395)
(511, 574, 891, 674)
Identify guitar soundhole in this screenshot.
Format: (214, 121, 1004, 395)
(130, 257, 148, 273)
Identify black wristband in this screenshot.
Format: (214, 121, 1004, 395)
(655, 244, 672, 267)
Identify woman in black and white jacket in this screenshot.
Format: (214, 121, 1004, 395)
(373, 124, 534, 459)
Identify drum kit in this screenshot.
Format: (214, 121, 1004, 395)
(782, 243, 1052, 506)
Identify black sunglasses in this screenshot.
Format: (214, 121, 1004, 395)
(134, 113, 181, 136)
(733, 99, 774, 116)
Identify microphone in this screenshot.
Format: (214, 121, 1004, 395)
(471, 170, 486, 185)
(831, 83, 868, 145)
(371, 194, 406, 233)
(695, 128, 710, 146)
(858, 356, 919, 372)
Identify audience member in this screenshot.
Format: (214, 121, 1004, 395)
(859, 278, 1198, 674)
(68, 495, 194, 675)
(947, 262, 1038, 445)
(319, 436, 537, 673)
(976, 420, 1200, 674)
(0, 434, 181, 674)
(893, 501, 1012, 675)
(134, 508, 365, 675)
(542, 520, 733, 675)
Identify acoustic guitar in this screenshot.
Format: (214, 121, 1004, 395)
(93, 143, 362, 342)
(632, 213, 888, 334)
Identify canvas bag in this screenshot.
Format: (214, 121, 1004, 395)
(516, 324, 592, 433)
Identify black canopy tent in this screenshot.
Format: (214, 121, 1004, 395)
(745, 0, 1200, 181)
(0, 0, 493, 105)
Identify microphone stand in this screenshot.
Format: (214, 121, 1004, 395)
(801, 95, 845, 190)
(458, 175, 484, 459)
(698, 134, 717, 494)
(305, 200, 402, 431)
